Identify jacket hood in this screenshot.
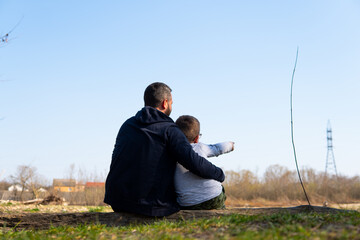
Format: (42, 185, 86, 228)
(135, 106, 174, 124)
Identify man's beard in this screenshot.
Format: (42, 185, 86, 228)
(165, 107, 172, 116)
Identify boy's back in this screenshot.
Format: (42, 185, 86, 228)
(174, 141, 233, 207)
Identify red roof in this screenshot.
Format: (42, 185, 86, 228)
(85, 182, 105, 188)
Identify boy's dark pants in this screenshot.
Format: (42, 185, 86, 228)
(180, 186, 226, 210)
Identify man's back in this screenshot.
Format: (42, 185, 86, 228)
(104, 107, 180, 216)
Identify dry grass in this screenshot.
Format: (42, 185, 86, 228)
(0, 202, 112, 214)
(224, 164, 360, 206)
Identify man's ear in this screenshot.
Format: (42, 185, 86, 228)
(161, 99, 168, 110)
(157, 99, 166, 111)
(193, 135, 200, 143)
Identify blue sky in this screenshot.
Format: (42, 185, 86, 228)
(1, 1, 359, 181)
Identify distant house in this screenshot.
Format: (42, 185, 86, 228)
(8, 184, 28, 192)
(84, 182, 105, 206)
(38, 187, 48, 193)
(53, 179, 85, 192)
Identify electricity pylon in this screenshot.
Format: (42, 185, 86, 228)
(325, 120, 338, 177)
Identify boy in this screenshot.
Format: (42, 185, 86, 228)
(174, 115, 234, 210)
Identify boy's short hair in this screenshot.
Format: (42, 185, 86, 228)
(175, 115, 200, 142)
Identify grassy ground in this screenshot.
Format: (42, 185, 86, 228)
(0, 202, 113, 214)
(1, 210, 360, 239)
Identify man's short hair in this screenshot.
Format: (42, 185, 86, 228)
(175, 115, 200, 142)
(144, 82, 172, 108)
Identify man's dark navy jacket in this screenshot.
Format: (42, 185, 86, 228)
(104, 107, 225, 217)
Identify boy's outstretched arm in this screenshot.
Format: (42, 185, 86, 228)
(195, 142, 235, 158)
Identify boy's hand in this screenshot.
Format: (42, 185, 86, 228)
(230, 142, 235, 151)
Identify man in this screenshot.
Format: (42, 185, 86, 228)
(104, 82, 225, 217)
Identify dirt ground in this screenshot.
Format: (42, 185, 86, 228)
(1, 203, 358, 230)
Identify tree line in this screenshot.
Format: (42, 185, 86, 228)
(1, 164, 359, 205)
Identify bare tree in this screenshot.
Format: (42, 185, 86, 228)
(0, 16, 23, 48)
(1, 17, 23, 120)
(10, 165, 43, 200)
(0, 180, 11, 191)
(27, 171, 48, 199)
(66, 164, 76, 181)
